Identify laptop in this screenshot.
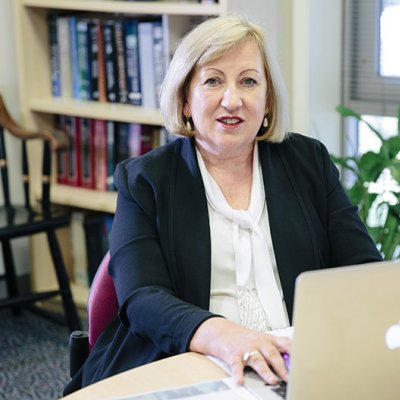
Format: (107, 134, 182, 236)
(245, 260, 400, 400)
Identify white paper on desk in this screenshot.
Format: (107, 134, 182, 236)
(107, 377, 257, 399)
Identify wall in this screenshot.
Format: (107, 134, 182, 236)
(227, 0, 343, 154)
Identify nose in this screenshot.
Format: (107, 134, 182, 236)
(221, 84, 242, 111)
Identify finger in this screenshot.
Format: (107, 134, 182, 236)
(262, 349, 288, 383)
(271, 335, 292, 354)
(244, 350, 280, 385)
(230, 354, 246, 385)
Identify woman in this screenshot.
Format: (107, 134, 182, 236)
(64, 15, 382, 394)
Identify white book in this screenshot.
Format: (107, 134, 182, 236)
(57, 16, 73, 98)
(138, 21, 156, 108)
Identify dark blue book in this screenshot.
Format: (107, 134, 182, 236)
(88, 19, 100, 101)
(102, 20, 119, 103)
(76, 18, 91, 100)
(114, 18, 128, 103)
(123, 17, 142, 105)
(69, 15, 80, 99)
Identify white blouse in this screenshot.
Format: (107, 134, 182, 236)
(196, 143, 289, 331)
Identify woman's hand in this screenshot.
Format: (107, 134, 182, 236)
(189, 317, 291, 385)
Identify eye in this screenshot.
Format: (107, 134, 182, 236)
(241, 77, 257, 87)
(204, 77, 221, 87)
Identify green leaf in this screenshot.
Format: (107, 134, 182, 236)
(386, 135, 400, 159)
(358, 151, 385, 181)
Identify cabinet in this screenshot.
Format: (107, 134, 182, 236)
(14, 0, 274, 307)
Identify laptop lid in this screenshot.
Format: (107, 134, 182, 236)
(287, 260, 400, 400)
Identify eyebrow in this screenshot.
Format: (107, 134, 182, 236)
(202, 67, 262, 75)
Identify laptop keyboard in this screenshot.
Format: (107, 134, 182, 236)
(270, 381, 287, 399)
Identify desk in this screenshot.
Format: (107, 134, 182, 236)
(62, 352, 229, 399)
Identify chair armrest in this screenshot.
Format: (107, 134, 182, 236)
(69, 330, 89, 378)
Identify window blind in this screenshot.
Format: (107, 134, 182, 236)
(343, 0, 400, 117)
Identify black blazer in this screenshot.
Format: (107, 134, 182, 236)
(65, 133, 382, 394)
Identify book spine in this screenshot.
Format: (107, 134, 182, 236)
(138, 21, 156, 108)
(97, 20, 107, 102)
(103, 20, 119, 103)
(48, 12, 61, 97)
(94, 119, 107, 191)
(152, 20, 165, 108)
(55, 114, 68, 184)
(71, 211, 89, 287)
(140, 125, 154, 155)
(57, 16, 73, 98)
(65, 115, 80, 186)
(88, 19, 100, 101)
(69, 16, 80, 99)
(114, 18, 128, 104)
(106, 120, 116, 191)
(76, 18, 91, 100)
(124, 17, 142, 105)
(79, 117, 95, 189)
(116, 122, 131, 163)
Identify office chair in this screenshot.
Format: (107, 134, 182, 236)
(0, 94, 81, 332)
(69, 250, 118, 377)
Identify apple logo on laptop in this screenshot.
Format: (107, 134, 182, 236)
(385, 322, 400, 350)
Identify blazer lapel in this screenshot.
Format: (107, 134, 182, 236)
(259, 141, 317, 320)
(169, 138, 212, 310)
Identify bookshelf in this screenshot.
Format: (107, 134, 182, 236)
(13, 0, 271, 307)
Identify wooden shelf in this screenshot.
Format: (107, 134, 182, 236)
(30, 97, 164, 125)
(35, 184, 117, 213)
(22, 0, 226, 16)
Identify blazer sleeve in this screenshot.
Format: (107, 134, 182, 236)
(109, 158, 216, 356)
(319, 139, 382, 265)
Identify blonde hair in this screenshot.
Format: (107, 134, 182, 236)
(159, 16, 289, 142)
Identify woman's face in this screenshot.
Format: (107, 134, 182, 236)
(184, 39, 268, 159)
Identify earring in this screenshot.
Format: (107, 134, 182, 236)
(184, 113, 193, 132)
(186, 119, 193, 132)
(263, 115, 269, 128)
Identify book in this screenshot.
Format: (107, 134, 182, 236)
(102, 20, 119, 103)
(71, 210, 89, 287)
(115, 122, 131, 163)
(55, 114, 68, 184)
(123, 17, 142, 105)
(88, 19, 100, 101)
(93, 119, 107, 191)
(106, 120, 116, 191)
(69, 15, 80, 99)
(65, 115, 80, 186)
(152, 20, 165, 108)
(57, 15, 73, 98)
(128, 124, 154, 157)
(138, 20, 157, 108)
(83, 212, 113, 284)
(48, 12, 61, 97)
(79, 117, 96, 189)
(76, 18, 91, 100)
(96, 19, 107, 102)
(114, 18, 129, 103)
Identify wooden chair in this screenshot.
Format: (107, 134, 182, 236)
(0, 94, 81, 332)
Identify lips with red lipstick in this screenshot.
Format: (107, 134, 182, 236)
(216, 116, 244, 128)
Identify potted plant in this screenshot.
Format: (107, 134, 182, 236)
(331, 105, 400, 260)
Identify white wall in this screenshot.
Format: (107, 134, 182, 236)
(229, 0, 343, 155)
(290, 0, 343, 154)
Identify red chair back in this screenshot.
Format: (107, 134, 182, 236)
(87, 251, 118, 350)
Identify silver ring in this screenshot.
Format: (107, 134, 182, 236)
(242, 350, 259, 363)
